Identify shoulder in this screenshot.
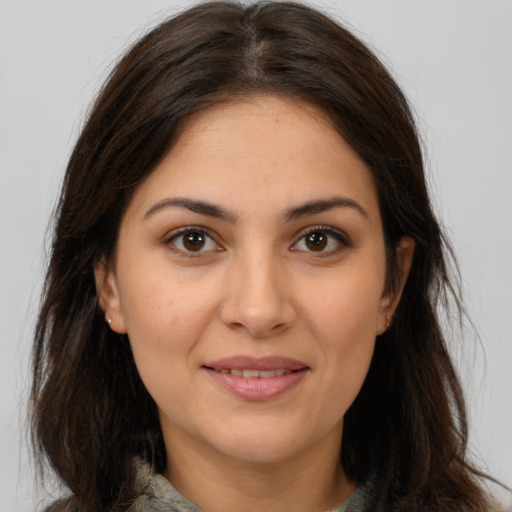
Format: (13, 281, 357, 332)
(132, 459, 202, 512)
(328, 474, 379, 512)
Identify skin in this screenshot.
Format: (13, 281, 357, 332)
(96, 95, 413, 512)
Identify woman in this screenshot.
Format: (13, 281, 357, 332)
(31, 1, 494, 510)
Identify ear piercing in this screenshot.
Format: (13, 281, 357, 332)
(107, 318, 112, 328)
(386, 315, 392, 329)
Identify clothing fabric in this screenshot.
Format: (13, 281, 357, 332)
(132, 460, 375, 512)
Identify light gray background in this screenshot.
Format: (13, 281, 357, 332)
(1, 1, 511, 510)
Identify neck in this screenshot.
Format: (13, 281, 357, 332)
(162, 426, 356, 512)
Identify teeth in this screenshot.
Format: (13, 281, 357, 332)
(259, 370, 278, 378)
(215, 368, 292, 378)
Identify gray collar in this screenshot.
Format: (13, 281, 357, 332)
(133, 460, 375, 512)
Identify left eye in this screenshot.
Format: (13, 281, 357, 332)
(292, 229, 348, 253)
(167, 229, 219, 253)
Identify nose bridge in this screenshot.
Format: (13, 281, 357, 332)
(220, 243, 294, 337)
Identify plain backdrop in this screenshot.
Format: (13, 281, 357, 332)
(1, 1, 511, 510)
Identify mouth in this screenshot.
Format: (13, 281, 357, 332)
(205, 368, 298, 378)
(204, 355, 308, 372)
(202, 356, 309, 400)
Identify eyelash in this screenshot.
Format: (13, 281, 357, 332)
(163, 227, 221, 257)
(163, 225, 350, 257)
(292, 225, 351, 255)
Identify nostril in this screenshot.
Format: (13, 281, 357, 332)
(218, 277, 296, 337)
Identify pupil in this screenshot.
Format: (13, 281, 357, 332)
(184, 232, 205, 251)
(306, 232, 327, 251)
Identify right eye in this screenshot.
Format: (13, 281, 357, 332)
(291, 226, 350, 255)
(165, 228, 220, 255)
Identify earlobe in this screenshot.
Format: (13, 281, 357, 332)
(94, 259, 127, 334)
(377, 237, 415, 335)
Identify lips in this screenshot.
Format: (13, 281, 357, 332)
(205, 355, 307, 372)
(213, 368, 292, 378)
(203, 356, 309, 400)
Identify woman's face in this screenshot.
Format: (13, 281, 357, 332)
(97, 95, 407, 467)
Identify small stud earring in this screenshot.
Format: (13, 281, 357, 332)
(107, 318, 112, 328)
(386, 315, 392, 329)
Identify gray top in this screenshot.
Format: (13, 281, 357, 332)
(132, 461, 375, 512)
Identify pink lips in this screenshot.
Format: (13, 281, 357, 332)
(203, 356, 309, 401)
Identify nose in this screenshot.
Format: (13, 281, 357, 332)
(219, 250, 296, 338)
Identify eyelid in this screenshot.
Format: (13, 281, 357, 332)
(291, 225, 351, 253)
(163, 226, 223, 256)
(162, 225, 205, 243)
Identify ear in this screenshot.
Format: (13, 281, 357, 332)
(94, 259, 127, 334)
(377, 237, 415, 335)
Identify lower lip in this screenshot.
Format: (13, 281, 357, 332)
(204, 368, 308, 401)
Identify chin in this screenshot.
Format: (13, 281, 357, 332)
(217, 440, 303, 465)
(206, 422, 321, 466)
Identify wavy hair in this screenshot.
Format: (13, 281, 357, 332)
(32, 2, 491, 510)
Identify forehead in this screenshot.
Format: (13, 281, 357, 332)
(125, 95, 380, 224)
(172, 95, 343, 166)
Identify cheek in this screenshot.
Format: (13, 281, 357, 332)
(300, 267, 383, 397)
(303, 265, 385, 340)
(120, 283, 205, 411)
(116, 262, 222, 377)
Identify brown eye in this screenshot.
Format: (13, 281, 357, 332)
(168, 229, 218, 254)
(292, 227, 349, 254)
(183, 231, 206, 251)
(305, 232, 327, 251)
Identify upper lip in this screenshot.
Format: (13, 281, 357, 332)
(204, 355, 308, 371)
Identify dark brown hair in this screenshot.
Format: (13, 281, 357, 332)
(32, 2, 492, 510)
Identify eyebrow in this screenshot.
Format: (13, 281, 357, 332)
(143, 198, 237, 222)
(284, 196, 368, 221)
(143, 195, 368, 223)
